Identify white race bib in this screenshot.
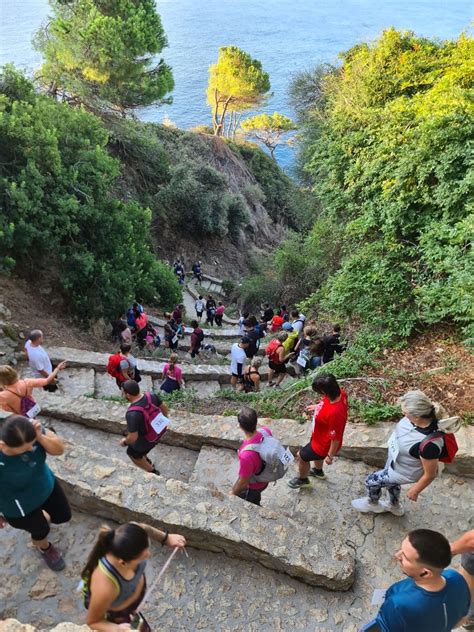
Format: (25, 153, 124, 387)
(387, 430, 400, 462)
(279, 447, 295, 466)
(150, 412, 170, 435)
(26, 403, 41, 419)
(171, 334, 178, 344)
(371, 588, 386, 606)
(296, 355, 308, 368)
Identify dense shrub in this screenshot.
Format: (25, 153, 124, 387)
(0, 66, 180, 321)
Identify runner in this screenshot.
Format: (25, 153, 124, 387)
(24, 330, 58, 392)
(0, 415, 71, 571)
(288, 374, 348, 489)
(361, 529, 470, 632)
(190, 320, 204, 359)
(230, 337, 251, 390)
(206, 295, 217, 326)
(266, 331, 289, 389)
(121, 380, 170, 475)
(83, 522, 186, 630)
(229, 406, 272, 506)
(243, 357, 262, 393)
(194, 295, 205, 322)
(0, 361, 66, 414)
(451, 530, 474, 631)
(159, 354, 184, 394)
(352, 390, 460, 516)
(215, 302, 225, 327)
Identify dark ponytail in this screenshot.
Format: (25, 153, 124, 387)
(81, 523, 149, 580)
(1, 415, 36, 447)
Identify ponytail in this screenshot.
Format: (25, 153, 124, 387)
(81, 523, 149, 581)
(169, 353, 178, 370)
(81, 526, 115, 580)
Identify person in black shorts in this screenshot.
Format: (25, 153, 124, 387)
(0, 415, 71, 571)
(121, 380, 170, 475)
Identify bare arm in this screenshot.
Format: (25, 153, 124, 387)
(33, 421, 64, 456)
(136, 523, 186, 549)
(230, 475, 251, 496)
(120, 431, 138, 447)
(325, 439, 340, 464)
(86, 570, 123, 631)
(407, 458, 438, 501)
(451, 530, 474, 556)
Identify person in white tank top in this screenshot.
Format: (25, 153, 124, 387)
(352, 390, 459, 517)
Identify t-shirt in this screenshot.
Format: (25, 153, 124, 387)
(125, 392, 163, 452)
(282, 331, 299, 353)
(0, 433, 55, 518)
(230, 343, 247, 375)
(135, 313, 148, 331)
(271, 315, 284, 332)
(376, 569, 470, 632)
(215, 305, 225, 315)
(191, 328, 204, 348)
(119, 355, 138, 380)
(25, 340, 53, 378)
(244, 328, 259, 357)
(310, 390, 348, 457)
(238, 427, 272, 491)
(322, 333, 344, 363)
(263, 308, 274, 322)
(0, 378, 47, 414)
(163, 363, 182, 381)
(195, 299, 205, 313)
(291, 319, 304, 335)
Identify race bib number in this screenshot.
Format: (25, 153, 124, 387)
(387, 431, 399, 462)
(151, 412, 170, 435)
(184, 327, 193, 334)
(296, 355, 308, 368)
(279, 447, 295, 466)
(171, 334, 178, 344)
(371, 588, 386, 606)
(26, 403, 41, 418)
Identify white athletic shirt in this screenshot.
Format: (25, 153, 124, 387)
(195, 299, 205, 313)
(25, 340, 53, 378)
(230, 343, 247, 375)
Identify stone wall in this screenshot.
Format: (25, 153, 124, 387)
(0, 621, 90, 632)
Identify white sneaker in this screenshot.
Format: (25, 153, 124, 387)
(379, 500, 405, 516)
(351, 497, 388, 513)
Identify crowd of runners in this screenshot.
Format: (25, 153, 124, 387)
(0, 272, 472, 631)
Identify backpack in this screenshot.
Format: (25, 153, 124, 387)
(265, 339, 282, 362)
(107, 353, 126, 380)
(7, 381, 39, 417)
(242, 429, 290, 483)
(127, 392, 167, 443)
(419, 431, 458, 464)
(255, 323, 266, 340)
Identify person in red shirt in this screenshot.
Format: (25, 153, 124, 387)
(288, 374, 348, 489)
(229, 406, 272, 506)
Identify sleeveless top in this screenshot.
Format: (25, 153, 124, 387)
(97, 557, 147, 609)
(386, 417, 444, 485)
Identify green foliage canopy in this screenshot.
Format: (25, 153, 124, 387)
(34, 0, 174, 114)
(0, 66, 180, 321)
(240, 112, 297, 160)
(207, 46, 270, 136)
(289, 29, 473, 339)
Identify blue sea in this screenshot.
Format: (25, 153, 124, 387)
(0, 0, 471, 172)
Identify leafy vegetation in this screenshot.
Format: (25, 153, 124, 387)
(34, 0, 173, 114)
(0, 66, 180, 322)
(207, 46, 271, 137)
(239, 29, 474, 341)
(240, 112, 297, 160)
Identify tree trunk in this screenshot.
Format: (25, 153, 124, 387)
(212, 88, 220, 135)
(217, 96, 232, 137)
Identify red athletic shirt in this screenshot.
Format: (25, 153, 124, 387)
(310, 390, 348, 456)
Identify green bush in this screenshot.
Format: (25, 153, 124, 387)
(0, 66, 181, 322)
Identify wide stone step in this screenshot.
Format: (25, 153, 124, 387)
(50, 443, 355, 589)
(48, 346, 232, 382)
(35, 394, 474, 477)
(148, 315, 241, 340)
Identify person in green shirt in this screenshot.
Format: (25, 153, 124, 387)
(0, 414, 71, 571)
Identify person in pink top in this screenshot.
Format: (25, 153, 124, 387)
(159, 354, 183, 394)
(229, 406, 272, 506)
(215, 302, 225, 327)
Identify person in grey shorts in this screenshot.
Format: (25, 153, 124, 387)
(451, 530, 474, 631)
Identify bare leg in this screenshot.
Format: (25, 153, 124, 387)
(129, 455, 154, 473)
(297, 452, 311, 479)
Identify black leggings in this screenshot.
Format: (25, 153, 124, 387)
(5, 479, 72, 541)
(238, 489, 262, 506)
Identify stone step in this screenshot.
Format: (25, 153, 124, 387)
(35, 394, 474, 478)
(185, 283, 240, 325)
(148, 315, 241, 340)
(50, 443, 355, 590)
(47, 346, 232, 383)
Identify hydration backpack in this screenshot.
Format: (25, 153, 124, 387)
(419, 431, 458, 464)
(127, 392, 167, 443)
(242, 429, 290, 483)
(107, 353, 126, 380)
(265, 339, 282, 362)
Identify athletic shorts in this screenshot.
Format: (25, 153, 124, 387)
(461, 552, 474, 576)
(299, 442, 326, 462)
(126, 443, 158, 459)
(268, 361, 286, 374)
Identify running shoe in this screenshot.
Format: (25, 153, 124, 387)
(40, 543, 65, 571)
(351, 497, 388, 514)
(379, 499, 405, 516)
(287, 477, 311, 489)
(309, 468, 326, 480)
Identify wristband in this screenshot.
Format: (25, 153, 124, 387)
(161, 530, 169, 546)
